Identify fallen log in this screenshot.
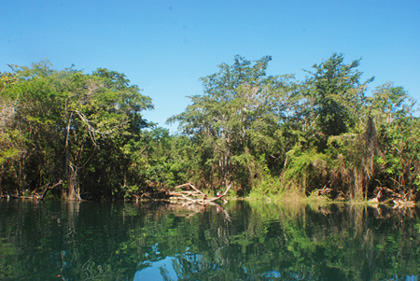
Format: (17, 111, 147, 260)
(170, 182, 231, 204)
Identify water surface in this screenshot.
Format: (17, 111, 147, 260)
(0, 200, 419, 280)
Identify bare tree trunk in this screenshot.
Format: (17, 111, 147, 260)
(63, 113, 81, 201)
(65, 164, 82, 201)
(352, 167, 364, 201)
(362, 117, 378, 200)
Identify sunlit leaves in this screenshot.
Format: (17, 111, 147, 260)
(303, 53, 372, 138)
(0, 61, 153, 198)
(170, 55, 293, 192)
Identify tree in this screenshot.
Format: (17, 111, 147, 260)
(369, 83, 420, 201)
(303, 53, 372, 143)
(0, 62, 153, 200)
(281, 53, 374, 199)
(170, 55, 293, 193)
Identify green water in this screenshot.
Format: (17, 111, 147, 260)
(0, 200, 419, 281)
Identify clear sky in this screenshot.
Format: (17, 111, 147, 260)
(1, 0, 419, 131)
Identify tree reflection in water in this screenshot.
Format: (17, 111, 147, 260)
(0, 200, 419, 280)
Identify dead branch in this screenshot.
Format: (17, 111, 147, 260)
(40, 180, 63, 200)
(206, 183, 231, 202)
(174, 183, 205, 195)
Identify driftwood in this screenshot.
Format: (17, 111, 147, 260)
(168, 182, 231, 205)
(369, 186, 416, 207)
(163, 182, 232, 221)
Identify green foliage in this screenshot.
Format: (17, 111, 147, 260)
(0, 61, 153, 199)
(166, 53, 420, 200)
(170, 55, 293, 194)
(1, 54, 419, 201)
(304, 53, 371, 137)
(366, 83, 420, 198)
(283, 145, 330, 194)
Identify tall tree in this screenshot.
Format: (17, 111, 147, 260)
(282, 54, 374, 198)
(170, 55, 293, 193)
(369, 83, 419, 200)
(0, 62, 153, 200)
(303, 53, 372, 143)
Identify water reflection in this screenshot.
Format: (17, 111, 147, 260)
(0, 200, 419, 280)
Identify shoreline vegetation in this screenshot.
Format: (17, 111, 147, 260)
(1, 54, 419, 205)
(0, 189, 417, 209)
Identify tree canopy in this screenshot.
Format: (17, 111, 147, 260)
(1, 54, 419, 202)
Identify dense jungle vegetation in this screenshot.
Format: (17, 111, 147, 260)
(1, 54, 419, 202)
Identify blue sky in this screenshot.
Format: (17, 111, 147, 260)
(1, 0, 419, 131)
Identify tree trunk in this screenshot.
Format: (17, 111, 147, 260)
(352, 167, 364, 201)
(64, 163, 82, 201)
(63, 113, 81, 201)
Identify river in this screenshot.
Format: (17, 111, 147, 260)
(0, 200, 419, 280)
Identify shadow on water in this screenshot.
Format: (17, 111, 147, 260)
(0, 199, 419, 280)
